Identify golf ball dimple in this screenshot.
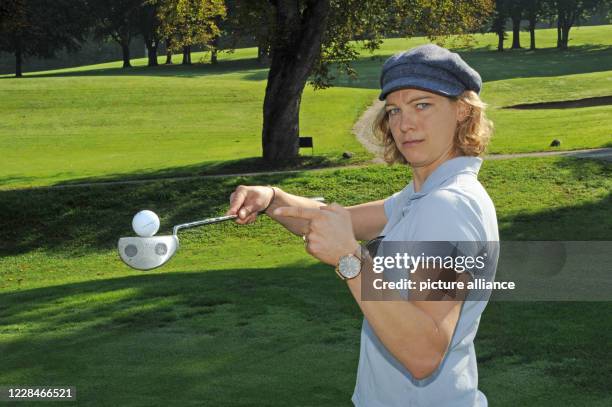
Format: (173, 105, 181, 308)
(132, 210, 160, 237)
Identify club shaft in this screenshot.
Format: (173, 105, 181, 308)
(172, 196, 325, 235)
(173, 215, 237, 234)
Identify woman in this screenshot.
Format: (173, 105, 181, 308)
(226, 44, 498, 406)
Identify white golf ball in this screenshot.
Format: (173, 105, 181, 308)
(132, 210, 160, 237)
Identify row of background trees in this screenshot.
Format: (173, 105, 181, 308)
(1, 0, 610, 162)
(3, 1, 610, 77)
(491, 0, 611, 51)
(0, 0, 227, 76)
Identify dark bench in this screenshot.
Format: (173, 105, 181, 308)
(299, 136, 314, 155)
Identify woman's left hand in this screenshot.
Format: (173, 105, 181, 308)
(273, 203, 360, 266)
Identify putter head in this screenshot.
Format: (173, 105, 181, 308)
(117, 235, 179, 271)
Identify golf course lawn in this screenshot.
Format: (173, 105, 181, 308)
(1, 25, 611, 189)
(1, 156, 610, 406)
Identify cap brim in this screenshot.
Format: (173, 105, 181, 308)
(379, 77, 464, 101)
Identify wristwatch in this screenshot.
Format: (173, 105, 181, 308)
(335, 246, 364, 280)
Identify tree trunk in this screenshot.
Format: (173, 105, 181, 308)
(182, 45, 191, 65)
(257, 43, 270, 64)
(561, 26, 571, 49)
(262, 73, 303, 161)
(497, 32, 504, 52)
(556, 16, 562, 48)
(511, 17, 521, 49)
(146, 41, 158, 66)
(15, 44, 23, 78)
(165, 40, 172, 64)
(561, 8, 576, 50)
(262, 0, 330, 163)
(557, 6, 573, 50)
(121, 42, 132, 68)
(529, 21, 536, 50)
(211, 36, 219, 64)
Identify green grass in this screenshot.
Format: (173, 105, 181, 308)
(1, 26, 612, 189)
(0, 157, 611, 405)
(0, 66, 373, 189)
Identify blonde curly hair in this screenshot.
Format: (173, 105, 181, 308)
(373, 91, 494, 165)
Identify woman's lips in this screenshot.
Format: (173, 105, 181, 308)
(402, 140, 424, 147)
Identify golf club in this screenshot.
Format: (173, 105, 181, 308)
(118, 196, 325, 271)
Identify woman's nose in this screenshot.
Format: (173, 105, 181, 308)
(399, 111, 416, 133)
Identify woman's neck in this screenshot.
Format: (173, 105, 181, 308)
(411, 148, 458, 192)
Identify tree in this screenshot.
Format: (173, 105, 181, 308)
(508, 0, 524, 49)
(157, 0, 225, 65)
(554, 0, 601, 49)
(164, 39, 174, 64)
(395, 0, 495, 40)
(524, 0, 551, 50)
(209, 15, 222, 64)
(139, 0, 162, 66)
(90, 0, 142, 68)
(224, 0, 274, 64)
(0, 0, 90, 77)
(491, 0, 509, 51)
(250, 0, 494, 163)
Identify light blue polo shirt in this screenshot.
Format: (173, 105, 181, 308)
(352, 156, 499, 407)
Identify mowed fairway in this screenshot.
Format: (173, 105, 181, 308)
(1, 157, 611, 406)
(0, 60, 374, 189)
(1, 26, 611, 189)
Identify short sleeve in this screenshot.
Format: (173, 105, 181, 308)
(383, 190, 402, 221)
(407, 189, 497, 293)
(411, 189, 485, 242)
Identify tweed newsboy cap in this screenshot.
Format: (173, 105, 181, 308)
(379, 44, 482, 101)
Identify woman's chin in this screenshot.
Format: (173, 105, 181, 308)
(402, 153, 428, 167)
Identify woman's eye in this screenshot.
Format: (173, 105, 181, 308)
(387, 108, 400, 116)
(416, 103, 430, 110)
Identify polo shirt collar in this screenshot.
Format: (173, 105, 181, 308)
(408, 156, 482, 198)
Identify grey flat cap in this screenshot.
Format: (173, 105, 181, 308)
(379, 44, 482, 100)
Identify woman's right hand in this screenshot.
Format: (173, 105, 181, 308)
(226, 185, 275, 225)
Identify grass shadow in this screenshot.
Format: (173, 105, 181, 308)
(0, 263, 610, 404)
(504, 95, 612, 109)
(0, 265, 362, 405)
(494, 156, 612, 240)
(249, 44, 612, 91)
(0, 169, 322, 257)
(46, 154, 364, 188)
(1, 57, 269, 80)
(0, 151, 372, 191)
(499, 190, 612, 240)
(0, 156, 610, 256)
(4, 44, 609, 86)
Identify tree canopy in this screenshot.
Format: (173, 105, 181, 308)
(157, 0, 226, 62)
(0, 0, 91, 77)
(252, 0, 495, 162)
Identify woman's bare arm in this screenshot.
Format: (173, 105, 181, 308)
(266, 190, 387, 240)
(228, 186, 389, 241)
(346, 200, 388, 241)
(264, 188, 327, 236)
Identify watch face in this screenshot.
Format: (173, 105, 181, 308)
(339, 255, 361, 279)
